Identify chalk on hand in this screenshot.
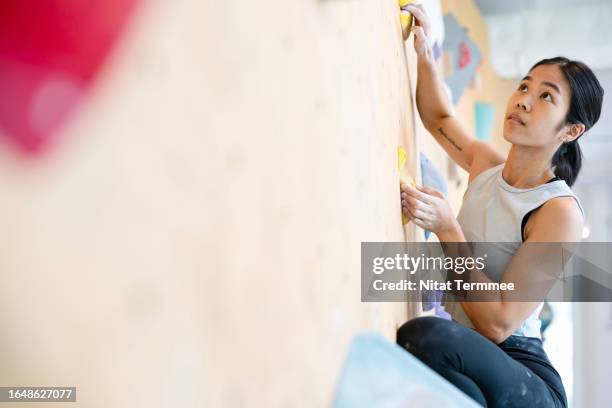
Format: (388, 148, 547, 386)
(400, 175, 416, 225)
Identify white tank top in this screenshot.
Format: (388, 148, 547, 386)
(444, 163, 584, 339)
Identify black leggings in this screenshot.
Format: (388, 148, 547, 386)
(397, 317, 567, 408)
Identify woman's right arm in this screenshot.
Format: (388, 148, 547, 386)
(405, 4, 504, 173)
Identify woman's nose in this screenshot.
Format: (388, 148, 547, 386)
(516, 101, 530, 112)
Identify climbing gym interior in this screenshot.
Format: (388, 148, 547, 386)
(0, 0, 610, 407)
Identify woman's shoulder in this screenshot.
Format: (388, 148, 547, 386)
(524, 196, 584, 241)
(467, 141, 506, 185)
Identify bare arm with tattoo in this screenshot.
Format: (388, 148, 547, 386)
(405, 4, 504, 175)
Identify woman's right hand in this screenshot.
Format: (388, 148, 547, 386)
(402, 4, 432, 59)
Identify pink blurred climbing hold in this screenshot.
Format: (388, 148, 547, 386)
(0, 0, 140, 155)
(458, 42, 472, 69)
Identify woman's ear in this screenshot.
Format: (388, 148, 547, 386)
(563, 123, 585, 143)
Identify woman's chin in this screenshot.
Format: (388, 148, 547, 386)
(502, 125, 520, 143)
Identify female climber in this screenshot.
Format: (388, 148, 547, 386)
(397, 3, 603, 408)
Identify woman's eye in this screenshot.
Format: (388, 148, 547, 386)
(518, 84, 528, 92)
(541, 92, 552, 102)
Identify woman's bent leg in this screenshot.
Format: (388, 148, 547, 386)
(397, 316, 565, 408)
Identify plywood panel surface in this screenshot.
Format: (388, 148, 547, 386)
(0, 1, 423, 406)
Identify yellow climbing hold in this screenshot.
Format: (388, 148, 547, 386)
(400, 11, 413, 32)
(398, 147, 415, 225)
(400, 174, 416, 189)
(397, 146, 407, 170)
(400, 174, 416, 225)
(398, 0, 414, 40)
(400, 12, 413, 40)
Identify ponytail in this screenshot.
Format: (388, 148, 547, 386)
(552, 139, 582, 187)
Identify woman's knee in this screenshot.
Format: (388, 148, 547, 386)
(397, 317, 467, 372)
(397, 316, 464, 352)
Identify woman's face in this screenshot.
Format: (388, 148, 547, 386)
(503, 64, 572, 148)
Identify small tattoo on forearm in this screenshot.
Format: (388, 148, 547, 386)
(438, 127, 462, 151)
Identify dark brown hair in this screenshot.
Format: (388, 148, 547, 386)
(529, 57, 604, 186)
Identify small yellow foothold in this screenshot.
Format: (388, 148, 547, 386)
(397, 147, 407, 170)
(398, 0, 414, 7)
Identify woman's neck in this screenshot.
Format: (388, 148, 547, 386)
(502, 145, 556, 189)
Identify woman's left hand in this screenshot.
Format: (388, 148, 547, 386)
(401, 184, 459, 237)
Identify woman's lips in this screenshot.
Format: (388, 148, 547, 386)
(506, 114, 525, 126)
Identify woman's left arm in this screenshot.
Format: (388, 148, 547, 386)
(401, 184, 584, 343)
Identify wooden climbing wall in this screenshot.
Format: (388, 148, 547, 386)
(0, 1, 434, 407)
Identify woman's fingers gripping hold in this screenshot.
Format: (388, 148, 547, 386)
(417, 185, 445, 199)
(404, 184, 435, 205)
(402, 3, 431, 38)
